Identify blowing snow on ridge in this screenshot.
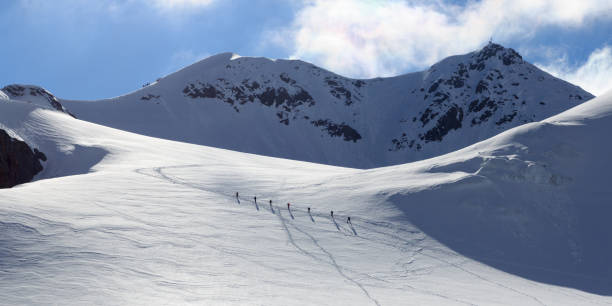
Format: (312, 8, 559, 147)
(58, 43, 593, 168)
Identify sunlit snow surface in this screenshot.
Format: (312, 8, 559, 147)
(1, 92, 612, 305)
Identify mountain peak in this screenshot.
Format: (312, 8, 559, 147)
(472, 42, 524, 67)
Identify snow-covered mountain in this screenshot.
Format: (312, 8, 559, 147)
(58, 43, 593, 168)
(1, 80, 611, 304)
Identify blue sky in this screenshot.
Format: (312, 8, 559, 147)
(2, 0, 611, 99)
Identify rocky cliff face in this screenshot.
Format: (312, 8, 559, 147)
(0, 129, 47, 188)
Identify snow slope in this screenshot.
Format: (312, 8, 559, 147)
(367, 89, 612, 295)
(59, 43, 593, 168)
(1, 90, 611, 304)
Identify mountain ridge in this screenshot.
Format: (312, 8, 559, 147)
(5, 43, 594, 168)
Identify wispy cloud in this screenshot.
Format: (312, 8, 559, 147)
(537, 46, 612, 96)
(271, 0, 612, 78)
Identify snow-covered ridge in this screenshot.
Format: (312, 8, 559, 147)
(1, 84, 74, 117)
(59, 43, 593, 168)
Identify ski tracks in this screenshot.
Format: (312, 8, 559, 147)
(275, 208, 381, 306)
(134, 164, 552, 305)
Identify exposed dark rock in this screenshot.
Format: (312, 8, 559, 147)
(390, 133, 410, 151)
(444, 76, 465, 88)
(472, 110, 494, 126)
(2, 84, 26, 97)
(477, 43, 505, 61)
(467, 43, 523, 71)
(469, 61, 485, 71)
(468, 97, 497, 115)
(421, 105, 463, 142)
(428, 80, 442, 93)
(432, 92, 449, 104)
(184, 79, 315, 127)
(183, 83, 224, 100)
(311, 119, 362, 142)
(140, 94, 160, 101)
(184, 80, 314, 111)
(475, 81, 488, 94)
(353, 80, 366, 88)
(456, 63, 468, 77)
(496, 112, 518, 125)
(280, 73, 296, 85)
(242, 80, 260, 90)
(325, 77, 358, 105)
(420, 108, 439, 127)
(0, 129, 46, 188)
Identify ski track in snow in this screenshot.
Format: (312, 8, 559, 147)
(276, 211, 380, 306)
(130, 163, 568, 305)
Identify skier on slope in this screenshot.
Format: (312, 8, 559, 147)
(254, 196, 257, 203)
(235, 192, 239, 199)
(287, 203, 291, 210)
(330, 210, 334, 218)
(308, 207, 311, 214)
(347, 216, 351, 224)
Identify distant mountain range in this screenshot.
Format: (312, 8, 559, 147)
(2, 43, 593, 168)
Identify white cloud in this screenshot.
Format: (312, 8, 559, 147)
(537, 46, 612, 96)
(273, 0, 612, 78)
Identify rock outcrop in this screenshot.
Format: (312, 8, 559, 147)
(0, 129, 47, 188)
(1, 85, 75, 117)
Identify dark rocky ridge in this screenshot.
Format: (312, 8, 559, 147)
(181, 76, 363, 138)
(0, 129, 47, 188)
(388, 43, 593, 152)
